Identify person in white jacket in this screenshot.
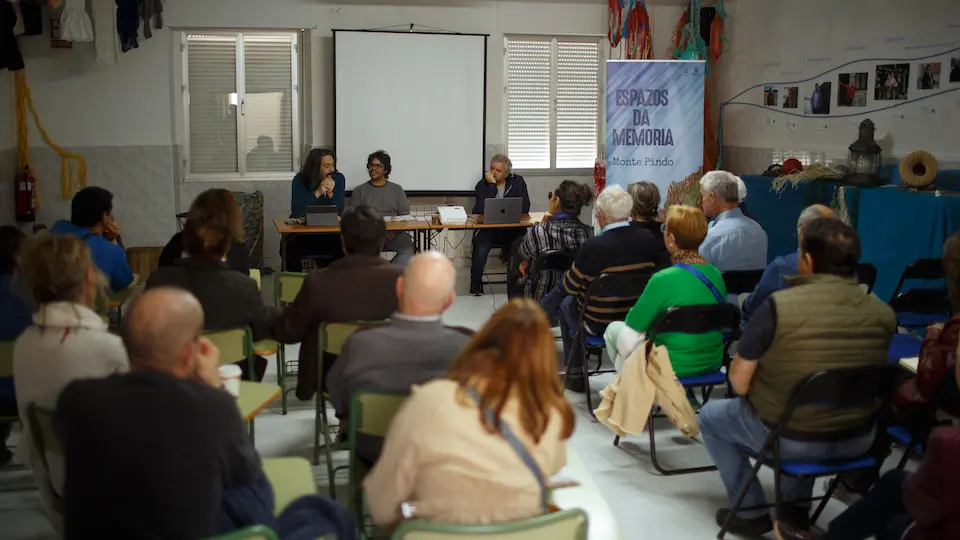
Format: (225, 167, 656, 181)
(13, 234, 128, 528)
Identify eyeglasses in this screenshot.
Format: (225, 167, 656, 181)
(367, 163, 384, 170)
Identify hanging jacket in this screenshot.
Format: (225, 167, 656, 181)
(115, 0, 139, 52)
(139, 0, 162, 39)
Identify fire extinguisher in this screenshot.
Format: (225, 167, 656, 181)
(16, 166, 36, 223)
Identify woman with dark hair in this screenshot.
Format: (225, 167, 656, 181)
(159, 189, 250, 274)
(364, 299, 574, 527)
(148, 190, 279, 381)
(285, 149, 347, 271)
(628, 181, 670, 266)
(515, 181, 593, 301)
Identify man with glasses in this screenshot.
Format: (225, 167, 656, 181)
(350, 150, 414, 266)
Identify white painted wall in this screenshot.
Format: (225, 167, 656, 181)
(0, 69, 12, 150)
(719, 0, 960, 159)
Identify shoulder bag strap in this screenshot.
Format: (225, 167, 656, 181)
(467, 387, 549, 513)
(674, 263, 724, 304)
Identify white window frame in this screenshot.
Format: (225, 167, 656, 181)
(179, 30, 302, 182)
(504, 34, 603, 176)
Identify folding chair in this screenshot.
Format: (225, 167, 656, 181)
(889, 258, 944, 301)
(348, 390, 408, 539)
(855, 262, 877, 294)
(391, 508, 589, 540)
(529, 250, 575, 297)
(562, 270, 654, 418)
(721, 270, 765, 296)
(613, 304, 741, 475)
(274, 272, 306, 415)
(889, 258, 947, 329)
(890, 288, 951, 330)
(25, 404, 64, 515)
(206, 526, 279, 540)
(886, 373, 957, 469)
(717, 363, 903, 539)
(204, 327, 258, 440)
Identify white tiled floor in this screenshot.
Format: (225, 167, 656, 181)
(0, 292, 905, 540)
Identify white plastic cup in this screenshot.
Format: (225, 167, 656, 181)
(218, 365, 242, 397)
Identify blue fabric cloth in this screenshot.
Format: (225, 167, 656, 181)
(49, 220, 134, 292)
(741, 252, 799, 322)
(290, 172, 346, 218)
(699, 208, 768, 272)
(600, 220, 631, 235)
(0, 274, 31, 403)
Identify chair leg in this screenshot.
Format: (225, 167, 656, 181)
(277, 347, 288, 415)
(773, 440, 783, 527)
(320, 403, 337, 500)
(313, 392, 323, 466)
(647, 393, 718, 476)
(895, 441, 915, 470)
(810, 477, 839, 525)
(717, 456, 766, 539)
(613, 435, 620, 446)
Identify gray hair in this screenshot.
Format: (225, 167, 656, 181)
(490, 154, 512, 174)
(797, 204, 836, 233)
(596, 185, 633, 222)
(700, 170, 745, 203)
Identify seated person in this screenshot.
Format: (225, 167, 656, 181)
(0, 226, 31, 466)
(741, 205, 835, 322)
(364, 299, 573, 527)
(540, 185, 666, 392)
(57, 289, 353, 540)
(698, 218, 896, 536)
(50, 186, 134, 291)
(469, 154, 531, 296)
(698, 170, 768, 272)
(604, 206, 727, 376)
(159, 189, 250, 275)
(515, 180, 593, 302)
(273, 206, 403, 401)
(287, 148, 346, 272)
(328, 251, 471, 465)
(148, 189, 279, 381)
(349, 150, 414, 266)
(627, 181, 670, 267)
(14, 234, 129, 520)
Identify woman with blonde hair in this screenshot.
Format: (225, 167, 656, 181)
(159, 189, 250, 274)
(604, 205, 727, 376)
(364, 299, 574, 528)
(13, 234, 129, 522)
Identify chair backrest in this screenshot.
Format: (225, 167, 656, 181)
(856, 262, 878, 294)
(0, 340, 13, 378)
(776, 363, 902, 430)
(349, 390, 408, 440)
(530, 250, 576, 275)
(722, 270, 765, 295)
(27, 404, 62, 472)
(890, 258, 945, 300)
(889, 289, 952, 315)
(321, 320, 389, 357)
(205, 327, 253, 366)
(647, 304, 742, 347)
(391, 508, 589, 540)
(249, 268, 262, 291)
(274, 272, 306, 305)
(581, 270, 654, 315)
(206, 525, 279, 540)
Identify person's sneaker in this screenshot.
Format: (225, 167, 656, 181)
(564, 374, 586, 394)
(715, 508, 773, 536)
(469, 284, 483, 297)
(774, 521, 825, 540)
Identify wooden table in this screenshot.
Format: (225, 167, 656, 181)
(238, 381, 281, 421)
(899, 356, 919, 374)
(552, 449, 622, 540)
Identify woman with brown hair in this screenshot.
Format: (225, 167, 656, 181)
(628, 181, 670, 266)
(159, 189, 250, 274)
(148, 189, 277, 380)
(364, 299, 574, 528)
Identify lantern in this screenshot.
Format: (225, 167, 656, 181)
(845, 119, 882, 187)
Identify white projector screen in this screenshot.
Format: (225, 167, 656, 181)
(334, 30, 487, 194)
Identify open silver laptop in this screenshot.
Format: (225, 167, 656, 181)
(305, 205, 339, 227)
(484, 197, 522, 225)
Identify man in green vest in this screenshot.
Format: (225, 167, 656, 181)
(698, 217, 896, 537)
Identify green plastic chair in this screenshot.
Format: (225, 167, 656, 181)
(262, 457, 318, 516)
(349, 390, 408, 539)
(274, 272, 306, 415)
(205, 327, 258, 440)
(26, 404, 64, 515)
(390, 509, 589, 540)
(206, 525, 279, 540)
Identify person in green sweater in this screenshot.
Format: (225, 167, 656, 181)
(604, 205, 727, 377)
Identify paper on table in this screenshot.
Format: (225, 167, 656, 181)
(384, 215, 418, 222)
(899, 356, 919, 373)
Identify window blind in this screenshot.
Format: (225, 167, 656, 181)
(555, 40, 600, 169)
(506, 39, 551, 169)
(186, 34, 239, 174)
(243, 35, 295, 173)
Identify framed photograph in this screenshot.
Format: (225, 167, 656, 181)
(875, 64, 910, 100)
(951, 57, 960, 83)
(782, 86, 798, 109)
(917, 63, 941, 90)
(763, 85, 778, 107)
(804, 82, 831, 114)
(837, 72, 868, 107)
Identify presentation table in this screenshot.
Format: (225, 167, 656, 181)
(553, 449, 622, 540)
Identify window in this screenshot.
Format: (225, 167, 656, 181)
(182, 32, 300, 179)
(505, 36, 601, 170)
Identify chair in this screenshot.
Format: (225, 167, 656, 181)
(391, 508, 589, 540)
(721, 270, 765, 296)
(262, 457, 318, 516)
(889, 289, 951, 329)
(886, 373, 957, 469)
(26, 404, 64, 514)
(349, 390, 408, 539)
(529, 250, 575, 300)
(717, 363, 903, 539)
(613, 304, 741, 475)
(856, 262, 878, 294)
(204, 327, 258, 440)
(563, 270, 654, 418)
(889, 258, 944, 301)
(206, 526, 279, 540)
(274, 272, 306, 415)
(249, 268, 262, 291)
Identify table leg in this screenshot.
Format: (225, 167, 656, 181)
(280, 233, 288, 272)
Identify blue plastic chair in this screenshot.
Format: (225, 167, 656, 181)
(613, 304, 741, 476)
(717, 363, 902, 539)
(887, 333, 923, 363)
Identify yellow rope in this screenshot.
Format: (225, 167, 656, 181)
(14, 70, 87, 209)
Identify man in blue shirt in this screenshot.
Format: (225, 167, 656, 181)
(0, 225, 32, 466)
(50, 187, 134, 292)
(699, 170, 768, 272)
(741, 205, 835, 323)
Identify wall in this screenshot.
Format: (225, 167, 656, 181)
(719, 0, 960, 175)
(0, 70, 14, 225)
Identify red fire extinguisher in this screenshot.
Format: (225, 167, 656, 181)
(16, 166, 36, 223)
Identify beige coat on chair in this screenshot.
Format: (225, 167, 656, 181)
(594, 341, 700, 438)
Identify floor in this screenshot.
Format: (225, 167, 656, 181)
(0, 289, 907, 540)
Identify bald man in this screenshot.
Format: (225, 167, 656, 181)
(741, 204, 836, 322)
(327, 251, 472, 464)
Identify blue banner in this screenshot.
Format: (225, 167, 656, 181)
(605, 60, 705, 198)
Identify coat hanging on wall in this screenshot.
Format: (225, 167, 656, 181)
(116, 0, 139, 52)
(92, 0, 117, 62)
(140, 0, 163, 40)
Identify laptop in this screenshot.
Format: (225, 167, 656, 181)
(305, 205, 339, 227)
(483, 197, 523, 225)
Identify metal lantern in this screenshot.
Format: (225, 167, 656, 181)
(845, 119, 882, 186)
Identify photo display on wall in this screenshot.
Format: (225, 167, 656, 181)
(917, 62, 941, 89)
(950, 57, 960, 83)
(782, 86, 798, 108)
(763, 85, 778, 107)
(875, 64, 910, 100)
(837, 72, 868, 107)
(804, 82, 831, 114)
